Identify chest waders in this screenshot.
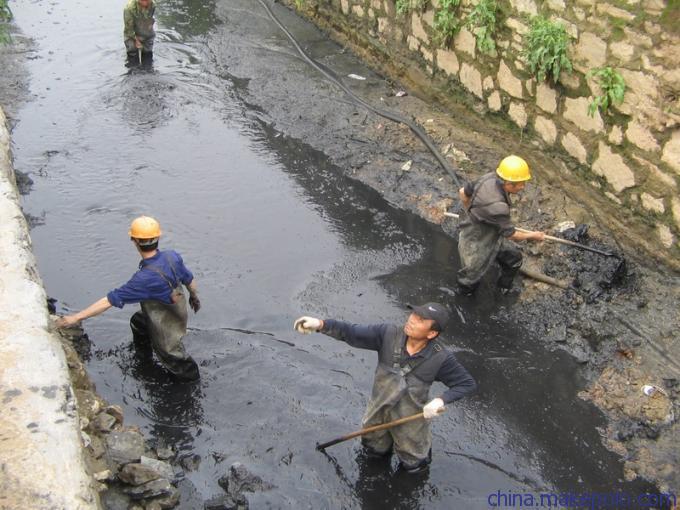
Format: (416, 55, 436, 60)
(126, 7, 155, 53)
(457, 174, 522, 290)
(361, 327, 447, 468)
(129, 255, 199, 381)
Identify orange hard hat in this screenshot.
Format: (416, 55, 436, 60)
(128, 216, 161, 240)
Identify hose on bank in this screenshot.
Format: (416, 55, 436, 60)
(256, 0, 463, 189)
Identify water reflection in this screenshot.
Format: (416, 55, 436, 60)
(157, 0, 221, 38)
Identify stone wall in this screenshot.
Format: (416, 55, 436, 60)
(291, 0, 680, 261)
(0, 106, 100, 509)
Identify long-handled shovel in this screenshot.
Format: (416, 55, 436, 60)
(443, 212, 617, 258)
(138, 48, 142, 65)
(316, 410, 439, 451)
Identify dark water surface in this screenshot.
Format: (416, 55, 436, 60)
(11, 0, 657, 508)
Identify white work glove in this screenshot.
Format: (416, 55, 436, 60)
(423, 398, 445, 419)
(293, 316, 322, 334)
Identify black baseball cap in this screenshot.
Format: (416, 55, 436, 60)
(407, 302, 450, 331)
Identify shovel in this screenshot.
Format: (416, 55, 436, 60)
(316, 409, 442, 451)
(443, 212, 618, 258)
(138, 48, 142, 65)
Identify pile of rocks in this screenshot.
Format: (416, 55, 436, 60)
(56, 323, 182, 510)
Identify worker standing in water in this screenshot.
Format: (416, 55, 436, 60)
(56, 216, 201, 381)
(457, 155, 546, 295)
(293, 303, 476, 473)
(124, 0, 156, 63)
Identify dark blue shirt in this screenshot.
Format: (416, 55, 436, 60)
(321, 319, 476, 404)
(107, 250, 193, 308)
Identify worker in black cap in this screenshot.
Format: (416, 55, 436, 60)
(294, 303, 476, 473)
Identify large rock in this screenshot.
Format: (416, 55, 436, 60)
(454, 27, 476, 58)
(124, 478, 174, 500)
(536, 82, 557, 113)
(564, 97, 604, 133)
(561, 132, 587, 164)
(497, 61, 523, 99)
(141, 456, 176, 482)
(412, 14, 428, 42)
(661, 130, 680, 174)
(505, 17, 529, 35)
(487, 91, 502, 111)
(509, 0, 537, 16)
(106, 429, 146, 466)
(437, 49, 459, 76)
(625, 121, 660, 152)
(574, 32, 607, 72)
(340, 0, 349, 15)
(119, 463, 162, 486)
(508, 102, 527, 128)
(610, 41, 635, 63)
(534, 116, 557, 145)
(596, 3, 636, 21)
(459, 63, 483, 99)
(592, 142, 635, 192)
(640, 193, 665, 214)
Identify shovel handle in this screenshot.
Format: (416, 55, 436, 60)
(316, 411, 435, 451)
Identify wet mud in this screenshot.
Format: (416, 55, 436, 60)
(1, 0, 678, 507)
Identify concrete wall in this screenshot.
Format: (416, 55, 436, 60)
(291, 0, 680, 261)
(0, 107, 100, 509)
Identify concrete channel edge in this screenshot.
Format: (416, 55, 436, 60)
(0, 106, 100, 509)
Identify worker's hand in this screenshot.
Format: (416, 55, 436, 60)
(189, 293, 201, 313)
(134, 37, 142, 49)
(458, 187, 471, 209)
(423, 398, 445, 419)
(293, 316, 322, 334)
(55, 315, 80, 328)
(532, 231, 546, 242)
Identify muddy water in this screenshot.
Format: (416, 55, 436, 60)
(10, 0, 660, 508)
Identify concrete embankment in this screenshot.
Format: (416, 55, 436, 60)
(0, 106, 99, 509)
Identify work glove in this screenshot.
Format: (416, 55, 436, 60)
(423, 398, 445, 419)
(189, 293, 201, 313)
(293, 316, 322, 334)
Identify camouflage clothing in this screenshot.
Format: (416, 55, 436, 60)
(124, 0, 156, 53)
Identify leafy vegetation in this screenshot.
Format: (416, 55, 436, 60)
(522, 16, 572, 82)
(396, 0, 428, 15)
(0, 0, 12, 44)
(433, 0, 461, 44)
(464, 0, 497, 56)
(587, 67, 626, 116)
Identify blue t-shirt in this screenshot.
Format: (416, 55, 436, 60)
(107, 250, 194, 308)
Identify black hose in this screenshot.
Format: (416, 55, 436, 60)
(256, 0, 462, 188)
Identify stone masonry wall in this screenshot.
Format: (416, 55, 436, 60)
(291, 0, 680, 261)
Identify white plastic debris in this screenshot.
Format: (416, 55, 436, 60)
(347, 74, 366, 80)
(557, 221, 576, 232)
(395, 90, 407, 97)
(401, 160, 412, 171)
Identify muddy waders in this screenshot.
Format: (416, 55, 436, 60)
(361, 330, 446, 470)
(130, 287, 199, 381)
(457, 173, 523, 292)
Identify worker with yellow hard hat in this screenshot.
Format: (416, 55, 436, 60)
(456, 155, 545, 295)
(56, 216, 201, 381)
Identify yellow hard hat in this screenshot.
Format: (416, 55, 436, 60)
(496, 155, 531, 182)
(128, 216, 161, 240)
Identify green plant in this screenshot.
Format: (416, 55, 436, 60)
(433, 0, 461, 44)
(294, 0, 304, 9)
(522, 16, 572, 82)
(0, 0, 12, 45)
(465, 0, 497, 56)
(587, 67, 626, 116)
(396, 0, 427, 15)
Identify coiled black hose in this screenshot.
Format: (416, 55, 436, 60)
(257, 0, 462, 188)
